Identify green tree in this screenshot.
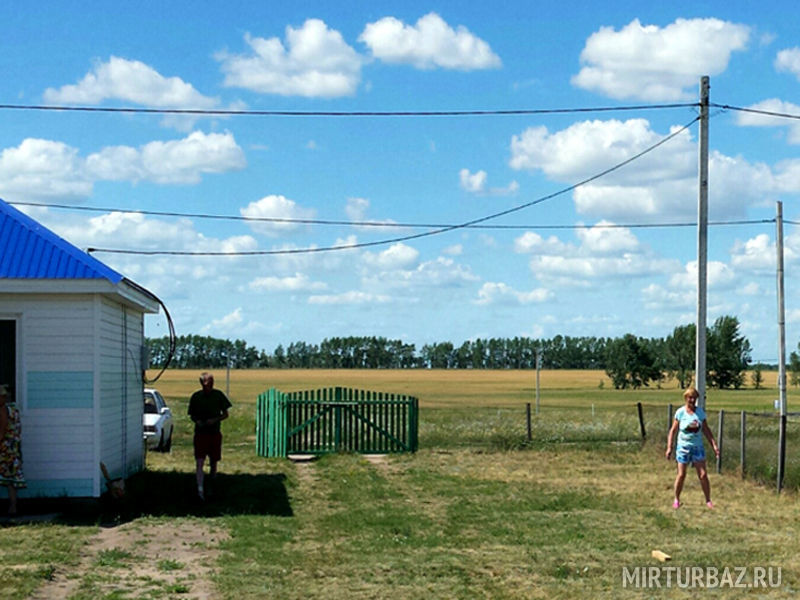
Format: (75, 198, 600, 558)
(751, 364, 764, 389)
(604, 334, 662, 389)
(789, 350, 800, 387)
(665, 324, 696, 388)
(707, 316, 752, 389)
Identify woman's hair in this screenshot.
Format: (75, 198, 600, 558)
(683, 386, 699, 400)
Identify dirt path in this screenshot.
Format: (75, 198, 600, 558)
(29, 519, 228, 600)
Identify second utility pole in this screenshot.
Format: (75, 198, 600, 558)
(696, 76, 710, 409)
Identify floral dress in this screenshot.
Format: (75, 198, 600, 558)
(0, 402, 26, 489)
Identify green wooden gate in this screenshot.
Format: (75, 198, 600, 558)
(256, 387, 419, 458)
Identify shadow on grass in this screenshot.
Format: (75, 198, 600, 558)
(15, 470, 293, 526)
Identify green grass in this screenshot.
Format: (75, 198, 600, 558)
(3, 369, 800, 599)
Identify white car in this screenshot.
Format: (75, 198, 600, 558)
(144, 388, 173, 452)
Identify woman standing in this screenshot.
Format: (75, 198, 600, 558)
(0, 384, 26, 515)
(666, 386, 719, 509)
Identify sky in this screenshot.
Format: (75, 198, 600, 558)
(2, 1, 800, 362)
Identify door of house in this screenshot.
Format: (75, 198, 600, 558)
(0, 320, 16, 397)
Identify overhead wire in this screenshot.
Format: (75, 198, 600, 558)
(0, 102, 698, 118)
(10, 200, 774, 231)
(711, 103, 800, 121)
(86, 116, 701, 256)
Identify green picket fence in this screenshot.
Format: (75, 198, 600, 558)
(257, 387, 419, 458)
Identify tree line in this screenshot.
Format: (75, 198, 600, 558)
(145, 315, 764, 389)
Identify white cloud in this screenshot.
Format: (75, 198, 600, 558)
(529, 254, 669, 282)
(459, 168, 487, 193)
(475, 282, 553, 305)
(642, 283, 691, 311)
(21, 206, 264, 303)
(775, 47, 800, 80)
(510, 119, 693, 182)
(513, 231, 568, 255)
(510, 118, 779, 220)
(0, 138, 91, 201)
(359, 12, 501, 70)
(734, 99, 800, 144)
(775, 159, 800, 191)
(730, 233, 774, 271)
(459, 168, 518, 196)
(248, 273, 327, 292)
(442, 244, 463, 256)
(346, 197, 370, 221)
(86, 131, 246, 184)
(572, 18, 749, 101)
(668, 260, 736, 290)
(206, 308, 244, 330)
(515, 222, 679, 285)
(217, 19, 362, 97)
(51, 210, 257, 256)
(362, 242, 420, 270)
(0, 132, 245, 201)
(43, 56, 219, 108)
(731, 232, 800, 272)
(362, 256, 479, 289)
(309, 291, 392, 305)
(345, 197, 399, 231)
(576, 221, 639, 254)
(240, 195, 316, 237)
(739, 282, 761, 296)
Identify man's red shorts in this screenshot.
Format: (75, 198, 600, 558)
(194, 432, 223, 461)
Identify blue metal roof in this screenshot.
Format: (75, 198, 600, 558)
(0, 198, 123, 282)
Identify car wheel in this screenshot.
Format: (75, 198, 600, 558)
(163, 427, 173, 452)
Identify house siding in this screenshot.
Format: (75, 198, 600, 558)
(0, 292, 147, 498)
(98, 297, 145, 481)
(0, 295, 97, 497)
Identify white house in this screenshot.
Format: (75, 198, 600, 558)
(0, 199, 160, 498)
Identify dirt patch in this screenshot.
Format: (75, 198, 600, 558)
(29, 519, 228, 599)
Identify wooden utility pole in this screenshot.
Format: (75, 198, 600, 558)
(535, 349, 541, 415)
(777, 201, 787, 492)
(696, 76, 710, 409)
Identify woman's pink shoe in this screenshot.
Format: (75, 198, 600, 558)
(672, 500, 681, 509)
(706, 501, 714, 509)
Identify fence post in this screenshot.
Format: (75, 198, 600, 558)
(740, 411, 746, 479)
(667, 403, 673, 434)
(334, 387, 342, 452)
(716, 409, 724, 474)
(637, 402, 646, 439)
(526, 402, 532, 442)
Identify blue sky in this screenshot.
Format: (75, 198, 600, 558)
(2, 1, 800, 361)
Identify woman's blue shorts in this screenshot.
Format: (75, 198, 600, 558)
(676, 444, 706, 464)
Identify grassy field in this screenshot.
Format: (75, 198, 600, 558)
(2, 369, 799, 599)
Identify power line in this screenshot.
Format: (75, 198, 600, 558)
(11, 200, 773, 231)
(711, 103, 800, 121)
(0, 102, 698, 118)
(87, 116, 700, 257)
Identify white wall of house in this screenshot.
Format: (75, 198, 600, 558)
(98, 296, 146, 484)
(0, 292, 146, 498)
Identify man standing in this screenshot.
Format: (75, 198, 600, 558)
(188, 373, 231, 501)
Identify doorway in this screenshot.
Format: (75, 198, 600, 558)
(0, 320, 16, 396)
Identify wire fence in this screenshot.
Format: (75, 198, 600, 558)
(637, 403, 800, 491)
(420, 402, 800, 491)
